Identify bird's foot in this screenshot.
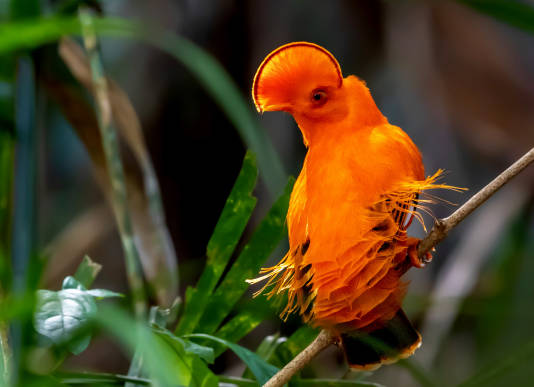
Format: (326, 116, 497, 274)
(406, 237, 433, 268)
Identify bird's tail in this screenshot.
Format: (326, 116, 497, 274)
(340, 309, 421, 370)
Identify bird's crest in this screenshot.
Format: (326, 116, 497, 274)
(252, 42, 343, 113)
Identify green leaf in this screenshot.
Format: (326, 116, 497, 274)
(181, 339, 215, 365)
(95, 305, 218, 387)
(291, 380, 385, 387)
(34, 289, 96, 354)
(35, 280, 122, 355)
(62, 276, 123, 298)
(457, 0, 534, 33)
(62, 276, 86, 290)
(186, 333, 279, 385)
(153, 326, 214, 364)
(243, 333, 286, 380)
(67, 334, 91, 356)
(0, 17, 287, 194)
(256, 333, 287, 361)
(152, 334, 218, 387)
(196, 177, 294, 334)
(176, 152, 257, 335)
(272, 326, 318, 367)
(212, 297, 273, 357)
(73, 255, 102, 289)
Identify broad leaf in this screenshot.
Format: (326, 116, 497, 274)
(34, 288, 96, 354)
(35, 276, 122, 354)
(186, 333, 279, 385)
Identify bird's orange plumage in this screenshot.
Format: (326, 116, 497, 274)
(248, 42, 460, 369)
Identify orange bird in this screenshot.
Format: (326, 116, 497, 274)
(248, 42, 459, 370)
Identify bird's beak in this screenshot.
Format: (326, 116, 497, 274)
(257, 103, 292, 114)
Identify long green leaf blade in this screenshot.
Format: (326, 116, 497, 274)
(213, 297, 273, 358)
(176, 152, 257, 335)
(95, 306, 218, 387)
(186, 333, 279, 386)
(196, 177, 294, 334)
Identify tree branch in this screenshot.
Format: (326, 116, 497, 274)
(263, 146, 534, 387)
(264, 330, 336, 387)
(418, 146, 534, 256)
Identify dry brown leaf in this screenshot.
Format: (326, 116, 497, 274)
(43, 38, 178, 305)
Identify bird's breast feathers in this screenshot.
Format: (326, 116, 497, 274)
(289, 124, 424, 256)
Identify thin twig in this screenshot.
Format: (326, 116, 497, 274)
(418, 146, 534, 256)
(264, 145, 534, 387)
(79, 8, 147, 318)
(263, 330, 336, 387)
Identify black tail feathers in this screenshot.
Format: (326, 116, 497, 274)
(340, 309, 421, 370)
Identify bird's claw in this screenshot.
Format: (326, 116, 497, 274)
(406, 237, 433, 269)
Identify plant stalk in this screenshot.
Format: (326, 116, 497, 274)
(79, 8, 146, 318)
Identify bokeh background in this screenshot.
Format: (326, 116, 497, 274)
(10, 1, 534, 386)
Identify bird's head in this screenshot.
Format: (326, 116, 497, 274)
(252, 42, 348, 123)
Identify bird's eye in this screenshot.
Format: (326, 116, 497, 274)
(311, 89, 328, 106)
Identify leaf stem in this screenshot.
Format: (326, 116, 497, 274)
(78, 8, 146, 318)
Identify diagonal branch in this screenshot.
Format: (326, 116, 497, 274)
(263, 145, 534, 387)
(417, 146, 534, 256)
